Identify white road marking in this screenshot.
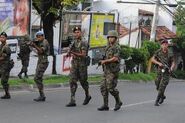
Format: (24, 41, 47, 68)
(110, 100, 155, 110)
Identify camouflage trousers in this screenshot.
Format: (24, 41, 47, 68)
(34, 62, 49, 89)
(69, 61, 89, 102)
(0, 64, 10, 89)
(155, 69, 170, 95)
(100, 71, 120, 106)
(21, 58, 29, 73)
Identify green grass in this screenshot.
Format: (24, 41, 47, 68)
(6, 73, 156, 87)
(119, 72, 156, 82)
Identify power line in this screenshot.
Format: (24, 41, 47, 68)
(117, 1, 180, 6)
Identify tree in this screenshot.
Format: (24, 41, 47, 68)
(141, 40, 160, 73)
(32, 0, 81, 74)
(174, 2, 185, 70)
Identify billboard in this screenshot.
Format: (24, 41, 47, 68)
(0, 0, 30, 36)
(90, 14, 114, 48)
(61, 13, 91, 48)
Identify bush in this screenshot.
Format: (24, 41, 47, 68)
(142, 40, 160, 58)
(173, 70, 185, 79)
(120, 45, 133, 59)
(131, 48, 148, 64)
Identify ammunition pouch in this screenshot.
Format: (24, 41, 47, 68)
(85, 56, 91, 66)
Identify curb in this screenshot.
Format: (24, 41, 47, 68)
(1, 79, 184, 92)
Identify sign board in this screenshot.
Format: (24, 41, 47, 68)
(0, 0, 31, 36)
(90, 14, 114, 48)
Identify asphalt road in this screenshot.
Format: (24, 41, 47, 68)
(0, 80, 185, 123)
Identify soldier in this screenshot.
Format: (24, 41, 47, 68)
(18, 35, 31, 79)
(0, 32, 12, 99)
(66, 26, 91, 107)
(29, 31, 50, 102)
(97, 30, 123, 111)
(151, 39, 175, 106)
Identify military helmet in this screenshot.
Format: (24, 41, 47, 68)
(107, 30, 118, 38)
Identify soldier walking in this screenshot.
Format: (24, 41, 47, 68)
(29, 31, 50, 102)
(0, 32, 12, 99)
(97, 30, 123, 111)
(66, 26, 91, 107)
(151, 39, 175, 106)
(18, 35, 31, 79)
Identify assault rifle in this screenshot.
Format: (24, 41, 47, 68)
(155, 56, 176, 78)
(66, 41, 75, 57)
(96, 55, 106, 69)
(26, 40, 40, 46)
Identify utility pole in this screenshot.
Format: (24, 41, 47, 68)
(150, 0, 160, 41)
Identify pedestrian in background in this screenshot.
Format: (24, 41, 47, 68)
(97, 30, 123, 111)
(18, 34, 31, 79)
(151, 39, 175, 106)
(66, 26, 91, 107)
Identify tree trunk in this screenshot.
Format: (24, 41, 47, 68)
(43, 14, 57, 74)
(182, 55, 185, 71)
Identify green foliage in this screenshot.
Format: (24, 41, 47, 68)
(120, 45, 133, 59)
(142, 40, 160, 58)
(32, 0, 82, 17)
(131, 48, 147, 64)
(175, 4, 185, 36)
(173, 70, 185, 79)
(125, 59, 135, 72)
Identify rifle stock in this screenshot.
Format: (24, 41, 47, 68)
(155, 56, 176, 78)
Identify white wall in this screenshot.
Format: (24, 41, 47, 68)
(119, 30, 139, 48)
(92, 0, 175, 30)
(56, 53, 103, 75)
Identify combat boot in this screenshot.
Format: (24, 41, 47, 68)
(98, 96, 109, 111)
(66, 102, 76, 107)
(66, 96, 76, 107)
(158, 95, 166, 104)
(154, 95, 161, 106)
(34, 88, 46, 102)
(97, 105, 109, 111)
(83, 96, 92, 105)
(114, 102, 123, 111)
(33, 96, 46, 102)
(1, 86, 11, 99)
(1, 94, 11, 99)
(18, 73, 22, 79)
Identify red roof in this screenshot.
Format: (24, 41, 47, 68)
(141, 26, 177, 41)
(118, 24, 138, 38)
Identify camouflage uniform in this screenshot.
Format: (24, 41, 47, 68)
(18, 37, 31, 78)
(100, 43, 122, 108)
(67, 38, 91, 106)
(34, 39, 50, 101)
(97, 30, 123, 111)
(0, 44, 12, 98)
(153, 47, 174, 105)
